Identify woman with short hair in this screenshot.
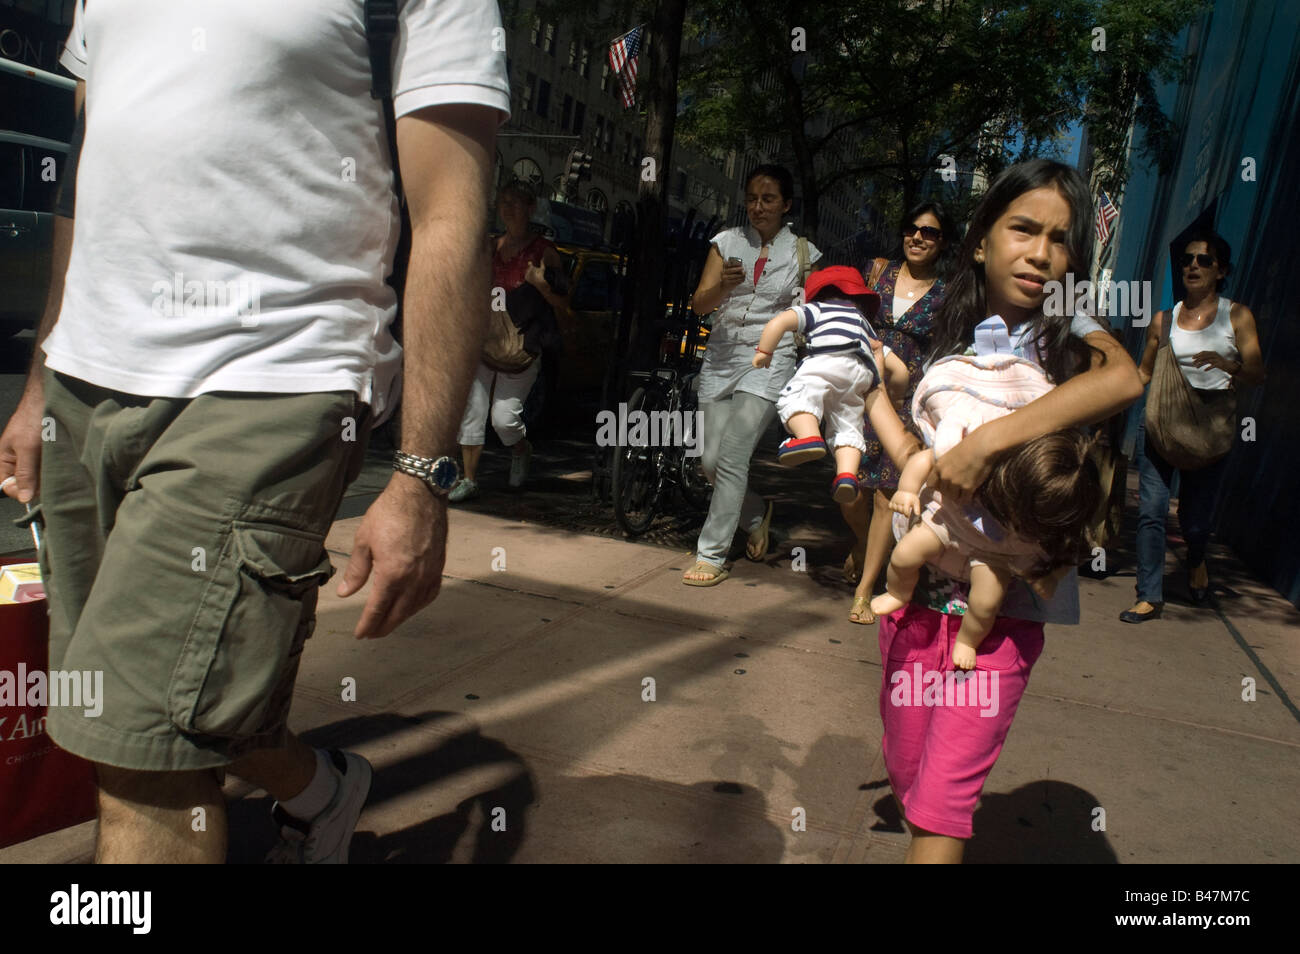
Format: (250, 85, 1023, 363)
(682, 164, 822, 585)
(1121, 228, 1265, 621)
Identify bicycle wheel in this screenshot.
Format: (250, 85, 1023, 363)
(611, 386, 664, 535)
(678, 450, 713, 511)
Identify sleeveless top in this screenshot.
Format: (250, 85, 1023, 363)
(493, 234, 554, 293)
(1169, 298, 1238, 390)
(699, 223, 821, 402)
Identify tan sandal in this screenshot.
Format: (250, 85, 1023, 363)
(683, 561, 729, 586)
(843, 551, 863, 584)
(746, 500, 774, 561)
(849, 595, 877, 625)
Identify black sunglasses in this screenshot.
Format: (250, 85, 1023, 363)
(1179, 252, 1216, 269)
(902, 224, 943, 242)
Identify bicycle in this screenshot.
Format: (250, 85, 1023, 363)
(610, 355, 712, 537)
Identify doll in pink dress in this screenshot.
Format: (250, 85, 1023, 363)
(869, 316, 1103, 669)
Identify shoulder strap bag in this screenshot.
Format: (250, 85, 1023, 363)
(866, 256, 889, 289)
(1143, 307, 1237, 471)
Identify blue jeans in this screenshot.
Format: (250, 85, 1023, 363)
(1134, 421, 1228, 603)
(694, 391, 777, 567)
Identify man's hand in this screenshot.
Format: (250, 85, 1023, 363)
(0, 385, 45, 503)
(336, 473, 447, 639)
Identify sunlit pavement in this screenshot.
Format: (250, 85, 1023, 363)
(6, 440, 1298, 863)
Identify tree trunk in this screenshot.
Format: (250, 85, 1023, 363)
(624, 0, 687, 378)
(780, 62, 818, 241)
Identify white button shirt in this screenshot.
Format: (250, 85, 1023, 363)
(699, 223, 821, 403)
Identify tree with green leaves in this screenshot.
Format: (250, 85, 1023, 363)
(678, 0, 1204, 245)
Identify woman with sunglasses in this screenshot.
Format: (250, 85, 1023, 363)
(1121, 228, 1265, 622)
(844, 202, 954, 623)
(682, 164, 822, 585)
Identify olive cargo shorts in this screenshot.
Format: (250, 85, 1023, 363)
(38, 369, 371, 771)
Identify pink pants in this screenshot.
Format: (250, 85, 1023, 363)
(877, 603, 1044, 839)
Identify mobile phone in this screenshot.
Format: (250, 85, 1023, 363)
(726, 257, 742, 267)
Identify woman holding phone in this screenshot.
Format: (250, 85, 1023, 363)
(682, 165, 821, 585)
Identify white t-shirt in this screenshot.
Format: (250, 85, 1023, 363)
(46, 0, 511, 419)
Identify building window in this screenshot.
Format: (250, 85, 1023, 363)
(537, 79, 551, 118)
(561, 95, 573, 131)
(530, 17, 541, 46)
(543, 23, 556, 55)
(573, 101, 586, 135)
(579, 47, 590, 78)
(568, 39, 578, 68)
(601, 63, 611, 91)
(521, 72, 536, 111)
(587, 189, 608, 213)
(594, 114, 605, 151)
(603, 120, 614, 153)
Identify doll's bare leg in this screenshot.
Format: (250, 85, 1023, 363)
(952, 563, 1013, 670)
(784, 411, 821, 439)
(833, 445, 862, 476)
(870, 524, 945, 617)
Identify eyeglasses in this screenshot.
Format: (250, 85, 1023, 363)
(902, 224, 943, 242)
(1179, 253, 1216, 269)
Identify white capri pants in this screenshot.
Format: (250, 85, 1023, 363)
(775, 352, 874, 454)
(457, 359, 541, 447)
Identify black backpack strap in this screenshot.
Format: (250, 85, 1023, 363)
(364, 0, 401, 190)
(364, 0, 398, 100)
(363, 0, 410, 328)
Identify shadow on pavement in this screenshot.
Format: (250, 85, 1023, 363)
(966, 780, 1118, 863)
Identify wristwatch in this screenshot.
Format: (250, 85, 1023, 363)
(393, 451, 460, 496)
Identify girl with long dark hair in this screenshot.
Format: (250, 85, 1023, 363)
(875, 159, 1143, 862)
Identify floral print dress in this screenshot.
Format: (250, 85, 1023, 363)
(857, 260, 946, 488)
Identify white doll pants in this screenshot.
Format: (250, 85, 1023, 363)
(775, 352, 872, 454)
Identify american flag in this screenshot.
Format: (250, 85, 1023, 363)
(608, 26, 643, 109)
(1095, 190, 1119, 245)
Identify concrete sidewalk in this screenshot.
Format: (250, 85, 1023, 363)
(5, 450, 1298, 863)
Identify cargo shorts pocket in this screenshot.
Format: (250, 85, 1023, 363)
(167, 521, 335, 739)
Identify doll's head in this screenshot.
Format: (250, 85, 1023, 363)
(978, 429, 1101, 577)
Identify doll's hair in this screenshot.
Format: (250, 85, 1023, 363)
(927, 159, 1102, 386)
(978, 429, 1102, 578)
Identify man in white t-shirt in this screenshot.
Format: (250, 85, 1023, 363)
(0, 0, 510, 863)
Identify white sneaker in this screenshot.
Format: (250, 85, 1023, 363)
(265, 749, 372, 864)
(508, 440, 533, 488)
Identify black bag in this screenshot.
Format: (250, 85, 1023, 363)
(364, 1, 411, 339)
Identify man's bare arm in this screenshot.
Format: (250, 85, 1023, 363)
(337, 101, 501, 639)
(394, 102, 498, 458)
(1, 80, 83, 502)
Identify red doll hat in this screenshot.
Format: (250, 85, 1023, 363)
(804, 265, 881, 320)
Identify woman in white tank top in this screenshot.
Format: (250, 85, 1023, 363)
(1121, 230, 1265, 623)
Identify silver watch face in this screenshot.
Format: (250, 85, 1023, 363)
(430, 456, 460, 491)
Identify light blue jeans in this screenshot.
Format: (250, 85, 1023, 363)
(694, 391, 777, 567)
